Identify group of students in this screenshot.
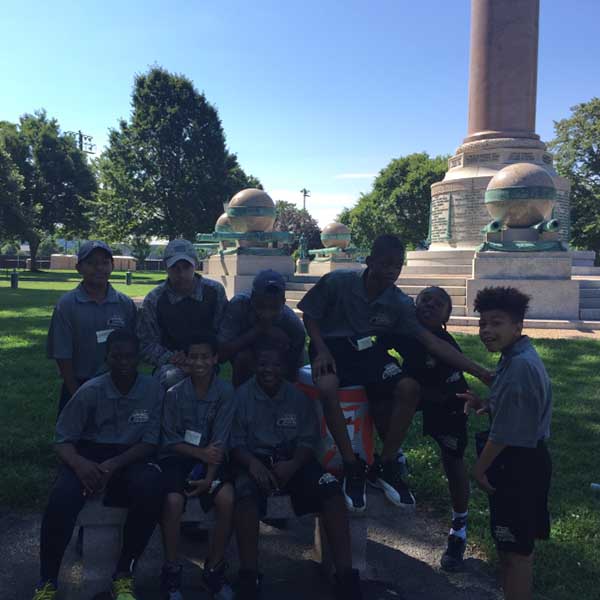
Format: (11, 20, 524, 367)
(34, 234, 553, 600)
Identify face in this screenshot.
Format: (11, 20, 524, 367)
(366, 251, 404, 287)
(107, 340, 139, 378)
(167, 259, 196, 292)
(479, 309, 523, 353)
(77, 249, 113, 286)
(252, 291, 285, 323)
(416, 288, 451, 331)
(185, 343, 218, 378)
(255, 349, 284, 394)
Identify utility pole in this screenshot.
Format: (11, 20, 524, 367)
(66, 130, 96, 154)
(300, 188, 311, 211)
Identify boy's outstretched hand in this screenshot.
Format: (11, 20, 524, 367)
(458, 390, 489, 415)
(312, 350, 337, 381)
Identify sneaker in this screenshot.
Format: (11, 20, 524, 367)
(160, 563, 184, 600)
(342, 455, 367, 512)
(333, 569, 363, 600)
(235, 569, 262, 600)
(368, 456, 415, 507)
(32, 581, 57, 600)
(440, 534, 466, 572)
(396, 450, 409, 478)
(111, 574, 137, 600)
(202, 560, 234, 599)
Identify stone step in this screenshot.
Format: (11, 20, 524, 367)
(580, 288, 600, 297)
(407, 250, 476, 260)
(400, 265, 473, 275)
(580, 308, 600, 320)
(397, 276, 468, 286)
(397, 285, 466, 296)
(580, 298, 600, 309)
(287, 282, 317, 291)
(578, 279, 600, 288)
(573, 266, 600, 275)
(287, 298, 467, 314)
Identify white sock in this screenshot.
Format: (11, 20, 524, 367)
(450, 510, 468, 540)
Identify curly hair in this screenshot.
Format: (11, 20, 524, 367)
(474, 286, 530, 322)
(106, 329, 139, 354)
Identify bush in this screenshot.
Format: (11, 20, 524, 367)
(1, 242, 19, 256)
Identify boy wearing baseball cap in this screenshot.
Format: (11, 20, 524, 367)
(218, 269, 306, 387)
(47, 240, 137, 413)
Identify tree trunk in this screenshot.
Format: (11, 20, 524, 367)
(26, 232, 41, 272)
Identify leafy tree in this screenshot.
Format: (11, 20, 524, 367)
(93, 67, 260, 242)
(38, 236, 60, 258)
(0, 111, 96, 270)
(273, 200, 322, 252)
(339, 153, 448, 250)
(548, 98, 600, 258)
(0, 146, 24, 238)
(1, 242, 19, 256)
(129, 236, 151, 265)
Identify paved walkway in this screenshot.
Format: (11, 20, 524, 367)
(1, 493, 501, 600)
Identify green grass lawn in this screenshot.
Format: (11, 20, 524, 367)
(0, 271, 598, 600)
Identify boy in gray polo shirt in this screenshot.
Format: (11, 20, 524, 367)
(158, 335, 236, 600)
(459, 287, 552, 600)
(230, 343, 362, 600)
(32, 330, 163, 600)
(137, 239, 228, 389)
(298, 234, 492, 513)
(47, 240, 137, 413)
(218, 269, 306, 387)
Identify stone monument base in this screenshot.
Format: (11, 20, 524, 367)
(308, 258, 363, 276)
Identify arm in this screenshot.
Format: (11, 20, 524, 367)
(97, 442, 157, 487)
(47, 300, 78, 393)
(303, 315, 336, 378)
(136, 291, 175, 367)
(473, 439, 506, 494)
(56, 359, 79, 396)
(219, 325, 263, 362)
(231, 446, 279, 492)
(55, 442, 104, 495)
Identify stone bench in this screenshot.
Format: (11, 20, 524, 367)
(74, 493, 369, 589)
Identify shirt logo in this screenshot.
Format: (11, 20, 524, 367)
(107, 314, 126, 328)
(129, 409, 149, 424)
(494, 526, 517, 543)
(276, 413, 297, 428)
(446, 371, 462, 383)
(382, 362, 402, 380)
(318, 472, 338, 486)
(425, 354, 437, 368)
(369, 312, 394, 328)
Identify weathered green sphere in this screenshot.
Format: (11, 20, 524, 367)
(226, 188, 276, 233)
(215, 213, 233, 232)
(321, 222, 351, 249)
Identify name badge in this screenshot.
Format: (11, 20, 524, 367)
(356, 336, 373, 351)
(96, 328, 114, 343)
(184, 430, 202, 446)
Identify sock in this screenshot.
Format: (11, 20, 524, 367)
(396, 449, 406, 464)
(450, 510, 468, 540)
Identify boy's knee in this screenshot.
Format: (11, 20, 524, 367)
(163, 492, 185, 515)
(394, 377, 420, 406)
(501, 550, 534, 567)
(215, 483, 235, 510)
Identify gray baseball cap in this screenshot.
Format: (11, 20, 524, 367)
(164, 239, 198, 268)
(77, 240, 113, 263)
(252, 269, 286, 294)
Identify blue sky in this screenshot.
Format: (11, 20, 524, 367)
(1, 0, 599, 225)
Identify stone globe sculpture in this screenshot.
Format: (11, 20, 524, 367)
(321, 222, 351, 249)
(215, 212, 233, 232)
(226, 188, 276, 233)
(484, 163, 556, 227)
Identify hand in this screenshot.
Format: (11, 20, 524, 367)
(185, 478, 211, 498)
(201, 443, 224, 466)
(272, 460, 297, 488)
(73, 457, 105, 496)
(97, 458, 120, 490)
(476, 366, 495, 387)
(249, 459, 279, 494)
(473, 462, 496, 495)
(457, 390, 488, 415)
(312, 350, 336, 380)
(169, 351, 187, 366)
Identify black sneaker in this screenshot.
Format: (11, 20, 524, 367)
(333, 569, 363, 600)
(368, 456, 415, 508)
(202, 560, 234, 600)
(342, 456, 367, 512)
(235, 570, 262, 600)
(160, 563, 184, 600)
(440, 534, 466, 572)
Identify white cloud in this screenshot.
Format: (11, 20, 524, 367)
(334, 173, 376, 180)
(269, 188, 358, 227)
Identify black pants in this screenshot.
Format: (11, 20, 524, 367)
(39, 444, 164, 582)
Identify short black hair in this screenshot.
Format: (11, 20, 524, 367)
(254, 339, 285, 360)
(370, 234, 405, 260)
(417, 286, 453, 323)
(184, 334, 218, 355)
(106, 329, 140, 354)
(474, 286, 530, 322)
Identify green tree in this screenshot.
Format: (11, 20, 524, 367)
(93, 67, 260, 242)
(548, 98, 600, 258)
(0, 112, 96, 270)
(273, 200, 322, 252)
(0, 146, 24, 238)
(37, 236, 60, 258)
(339, 153, 448, 249)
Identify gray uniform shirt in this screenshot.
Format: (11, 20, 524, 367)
(488, 336, 552, 448)
(218, 293, 307, 367)
(230, 377, 320, 454)
(47, 283, 137, 381)
(55, 373, 162, 446)
(297, 269, 422, 339)
(160, 376, 235, 457)
(137, 275, 228, 367)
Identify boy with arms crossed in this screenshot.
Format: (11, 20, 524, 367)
(159, 336, 236, 600)
(460, 287, 552, 600)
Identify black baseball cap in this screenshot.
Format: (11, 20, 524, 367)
(77, 240, 113, 263)
(252, 269, 286, 294)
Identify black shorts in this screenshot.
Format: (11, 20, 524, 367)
(234, 457, 342, 517)
(309, 337, 406, 391)
(159, 456, 231, 513)
(482, 439, 552, 556)
(419, 390, 468, 458)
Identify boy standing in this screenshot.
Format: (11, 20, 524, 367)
(47, 240, 137, 413)
(159, 336, 236, 600)
(218, 270, 306, 387)
(460, 287, 552, 600)
(33, 330, 164, 600)
(230, 344, 362, 600)
(137, 239, 227, 389)
(298, 234, 491, 512)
